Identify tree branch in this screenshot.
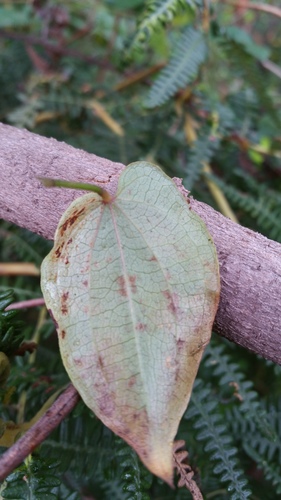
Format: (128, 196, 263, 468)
(1, 123, 281, 364)
(0, 384, 80, 482)
(221, 0, 281, 19)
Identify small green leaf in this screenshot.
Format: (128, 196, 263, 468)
(41, 161, 220, 485)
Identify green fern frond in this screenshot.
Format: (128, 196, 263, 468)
(223, 26, 270, 62)
(228, 398, 281, 463)
(3, 227, 51, 266)
(145, 27, 207, 108)
(207, 175, 281, 242)
(220, 27, 280, 126)
(42, 410, 104, 475)
(131, 0, 196, 48)
(186, 379, 252, 500)
(115, 436, 152, 500)
(0, 290, 24, 357)
(1, 456, 61, 499)
(182, 102, 234, 190)
(243, 443, 281, 494)
(204, 343, 276, 441)
(184, 131, 220, 189)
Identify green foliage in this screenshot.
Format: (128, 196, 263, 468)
(0, 290, 24, 357)
(145, 27, 207, 107)
(0, 0, 281, 497)
(208, 173, 281, 242)
(131, 0, 196, 48)
(220, 26, 280, 127)
(204, 343, 276, 440)
(2, 456, 61, 499)
(115, 437, 152, 499)
(186, 380, 252, 500)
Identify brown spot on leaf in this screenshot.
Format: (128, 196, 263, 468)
(177, 338, 185, 349)
(128, 376, 137, 387)
(54, 244, 64, 258)
(97, 355, 104, 369)
(136, 322, 146, 332)
(129, 275, 137, 293)
(66, 238, 73, 245)
(163, 290, 177, 315)
(82, 280, 88, 287)
(117, 275, 137, 296)
(117, 276, 127, 297)
(61, 330, 66, 339)
(48, 309, 59, 329)
(61, 291, 69, 315)
(149, 255, 157, 262)
(64, 256, 69, 265)
(74, 358, 82, 366)
(60, 208, 85, 236)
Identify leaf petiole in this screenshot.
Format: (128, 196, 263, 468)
(38, 177, 112, 203)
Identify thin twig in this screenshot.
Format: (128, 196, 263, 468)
(0, 29, 115, 69)
(0, 262, 40, 276)
(262, 59, 281, 79)
(221, 0, 281, 19)
(5, 298, 45, 310)
(0, 384, 80, 481)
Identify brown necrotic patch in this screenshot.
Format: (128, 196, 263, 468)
(61, 330, 66, 339)
(162, 290, 177, 315)
(117, 276, 127, 297)
(97, 355, 104, 369)
(128, 375, 137, 388)
(129, 275, 137, 293)
(59, 208, 86, 236)
(61, 291, 69, 315)
(54, 243, 64, 259)
(136, 322, 146, 332)
(117, 275, 137, 297)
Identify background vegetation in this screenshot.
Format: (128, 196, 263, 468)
(0, 0, 281, 498)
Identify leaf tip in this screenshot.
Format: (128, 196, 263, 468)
(141, 444, 174, 487)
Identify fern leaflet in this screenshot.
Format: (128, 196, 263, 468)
(145, 27, 207, 108)
(1, 456, 61, 499)
(185, 379, 252, 500)
(115, 437, 152, 500)
(207, 175, 281, 242)
(220, 27, 281, 126)
(204, 343, 276, 441)
(131, 0, 197, 48)
(243, 443, 281, 494)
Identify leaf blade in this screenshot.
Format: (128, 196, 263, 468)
(41, 161, 220, 485)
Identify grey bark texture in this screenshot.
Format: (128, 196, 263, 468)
(0, 122, 281, 364)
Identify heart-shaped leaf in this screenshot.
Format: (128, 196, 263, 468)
(41, 162, 220, 485)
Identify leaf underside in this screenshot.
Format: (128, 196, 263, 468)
(41, 161, 220, 485)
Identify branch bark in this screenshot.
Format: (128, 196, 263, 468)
(1, 123, 281, 364)
(0, 384, 80, 481)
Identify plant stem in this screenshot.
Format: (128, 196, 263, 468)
(38, 177, 112, 202)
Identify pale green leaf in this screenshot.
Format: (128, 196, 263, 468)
(41, 161, 220, 485)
